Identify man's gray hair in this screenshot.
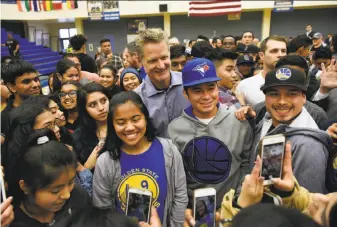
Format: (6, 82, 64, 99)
(126, 41, 140, 55)
(135, 28, 168, 59)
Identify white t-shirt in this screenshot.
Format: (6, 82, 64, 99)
(196, 116, 215, 125)
(235, 71, 265, 107)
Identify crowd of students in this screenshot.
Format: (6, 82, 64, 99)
(1, 25, 337, 227)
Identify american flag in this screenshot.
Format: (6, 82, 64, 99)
(188, 0, 242, 17)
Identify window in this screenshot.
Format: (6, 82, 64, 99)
(69, 28, 77, 37)
(59, 28, 77, 51)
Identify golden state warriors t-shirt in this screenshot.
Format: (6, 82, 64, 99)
(116, 138, 167, 222)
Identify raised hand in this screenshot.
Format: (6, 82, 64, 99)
(319, 59, 337, 94)
(1, 197, 14, 227)
(84, 145, 102, 170)
(237, 155, 264, 208)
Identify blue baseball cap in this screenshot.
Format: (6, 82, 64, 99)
(182, 58, 221, 87)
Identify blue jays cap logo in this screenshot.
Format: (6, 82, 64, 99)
(276, 68, 292, 81)
(192, 62, 210, 77)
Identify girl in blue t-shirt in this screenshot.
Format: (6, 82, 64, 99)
(93, 91, 188, 227)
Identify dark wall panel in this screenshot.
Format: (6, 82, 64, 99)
(270, 8, 337, 38)
(83, 7, 336, 57)
(170, 12, 263, 42)
(1, 20, 25, 38)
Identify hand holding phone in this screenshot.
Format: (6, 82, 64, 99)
(270, 143, 295, 192)
(139, 206, 161, 227)
(1, 197, 14, 227)
(193, 188, 216, 227)
(259, 134, 286, 186)
(126, 188, 152, 223)
(1, 168, 6, 202)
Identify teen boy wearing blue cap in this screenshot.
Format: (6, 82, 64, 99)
(167, 58, 253, 223)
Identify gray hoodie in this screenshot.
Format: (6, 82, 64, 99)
(167, 104, 253, 208)
(252, 118, 333, 193)
(92, 137, 188, 227)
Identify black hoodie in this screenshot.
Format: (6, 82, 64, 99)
(76, 53, 97, 74)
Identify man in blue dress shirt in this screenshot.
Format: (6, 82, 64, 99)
(134, 28, 190, 138)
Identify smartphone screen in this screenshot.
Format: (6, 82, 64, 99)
(261, 142, 284, 180)
(126, 192, 151, 223)
(194, 195, 216, 227)
(0, 169, 6, 202)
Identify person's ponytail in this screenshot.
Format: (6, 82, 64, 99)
(8, 130, 77, 205)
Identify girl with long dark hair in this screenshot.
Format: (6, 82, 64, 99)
(8, 130, 90, 227)
(98, 64, 121, 97)
(3, 103, 60, 183)
(3, 97, 92, 195)
(72, 82, 110, 170)
(92, 91, 188, 226)
(57, 81, 82, 133)
(52, 59, 80, 92)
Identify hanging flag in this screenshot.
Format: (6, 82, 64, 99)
(42, 0, 47, 11)
(38, 0, 43, 11)
(45, 0, 52, 11)
(66, 0, 78, 9)
(188, 0, 242, 17)
(52, 0, 63, 10)
(66, 0, 72, 9)
(31, 0, 42, 12)
(17, 0, 31, 12)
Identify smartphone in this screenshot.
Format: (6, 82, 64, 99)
(194, 188, 216, 227)
(0, 168, 6, 202)
(259, 134, 286, 186)
(126, 188, 152, 223)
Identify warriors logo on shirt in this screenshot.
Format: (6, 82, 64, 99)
(182, 136, 232, 184)
(117, 169, 160, 211)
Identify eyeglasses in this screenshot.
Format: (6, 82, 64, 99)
(44, 118, 62, 130)
(58, 90, 77, 99)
